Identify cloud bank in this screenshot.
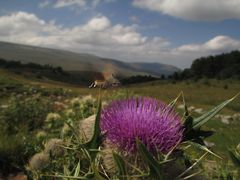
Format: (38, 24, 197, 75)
(132, 0, 240, 21)
(0, 11, 239, 68)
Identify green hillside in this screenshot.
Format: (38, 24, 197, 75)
(0, 41, 180, 77)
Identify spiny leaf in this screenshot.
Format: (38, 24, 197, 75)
(187, 141, 221, 159)
(182, 92, 189, 117)
(168, 92, 182, 108)
(183, 116, 193, 131)
(81, 98, 102, 160)
(229, 150, 240, 167)
(176, 152, 208, 179)
(136, 139, 164, 180)
(113, 152, 127, 180)
(192, 94, 239, 130)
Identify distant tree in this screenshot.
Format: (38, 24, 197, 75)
(177, 50, 240, 80)
(161, 74, 165, 80)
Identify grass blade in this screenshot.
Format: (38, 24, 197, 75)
(113, 152, 127, 180)
(74, 161, 81, 177)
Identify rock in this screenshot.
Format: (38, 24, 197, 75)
(220, 115, 233, 124)
(233, 113, 240, 120)
(204, 141, 215, 147)
(194, 108, 204, 114)
(7, 173, 27, 180)
(177, 104, 184, 110)
(221, 118, 230, 124)
(188, 106, 195, 111)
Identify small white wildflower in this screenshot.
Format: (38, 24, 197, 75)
(81, 95, 95, 103)
(36, 130, 47, 140)
(65, 109, 75, 117)
(61, 123, 71, 136)
(45, 113, 61, 122)
(70, 97, 81, 107)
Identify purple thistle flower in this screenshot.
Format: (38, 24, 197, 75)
(101, 97, 183, 154)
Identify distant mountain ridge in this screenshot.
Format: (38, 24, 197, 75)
(0, 41, 180, 77)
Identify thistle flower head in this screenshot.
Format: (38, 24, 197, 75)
(29, 152, 49, 171)
(78, 115, 96, 141)
(237, 143, 240, 154)
(65, 109, 75, 117)
(81, 95, 95, 103)
(44, 138, 65, 157)
(101, 97, 183, 154)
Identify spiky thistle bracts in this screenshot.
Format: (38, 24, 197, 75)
(101, 97, 183, 154)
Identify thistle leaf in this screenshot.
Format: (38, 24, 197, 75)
(176, 152, 208, 179)
(81, 99, 102, 159)
(168, 92, 182, 108)
(192, 94, 239, 130)
(112, 152, 127, 180)
(136, 139, 164, 180)
(187, 141, 221, 159)
(229, 150, 240, 167)
(182, 92, 189, 117)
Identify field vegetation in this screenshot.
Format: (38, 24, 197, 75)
(0, 67, 239, 179)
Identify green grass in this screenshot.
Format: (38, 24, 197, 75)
(121, 79, 240, 113)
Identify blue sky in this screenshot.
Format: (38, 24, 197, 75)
(0, 0, 240, 68)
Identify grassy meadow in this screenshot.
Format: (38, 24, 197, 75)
(0, 69, 240, 179)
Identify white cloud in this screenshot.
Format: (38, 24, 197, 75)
(177, 36, 240, 54)
(84, 16, 111, 31)
(130, 16, 140, 23)
(39, 0, 116, 10)
(91, 0, 116, 8)
(132, 0, 240, 21)
(39, 1, 50, 8)
(0, 11, 239, 68)
(53, 0, 86, 9)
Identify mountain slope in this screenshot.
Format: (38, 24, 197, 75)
(129, 62, 180, 76)
(0, 41, 180, 77)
